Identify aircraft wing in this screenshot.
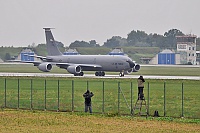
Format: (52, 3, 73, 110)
(19, 61, 42, 66)
(23, 54, 47, 61)
(55, 62, 102, 69)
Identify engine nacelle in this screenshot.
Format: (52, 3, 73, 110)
(67, 65, 82, 74)
(125, 63, 140, 74)
(37, 63, 52, 72)
(125, 68, 133, 74)
(132, 64, 140, 72)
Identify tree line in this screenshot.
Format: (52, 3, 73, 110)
(1, 28, 200, 61)
(69, 28, 200, 49)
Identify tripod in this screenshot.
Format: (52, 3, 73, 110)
(132, 94, 148, 117)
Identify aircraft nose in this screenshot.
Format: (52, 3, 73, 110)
(126, 60, 135, 68)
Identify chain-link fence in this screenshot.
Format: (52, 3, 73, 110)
(0, 78, 199, 118)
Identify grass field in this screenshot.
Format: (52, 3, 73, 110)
(0, 77, 199, 119)
(0, 63, 200, 76)
(0, 64, 199, 132)
(0, 109, 199, 133)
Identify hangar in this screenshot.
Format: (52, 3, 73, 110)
(15, 48, 40, 61)
(158, 50, 175, 64)
(149, 49, 180, 65)
(20, 48, 34, 61)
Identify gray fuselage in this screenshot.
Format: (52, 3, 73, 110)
(48, 55, 132, 72)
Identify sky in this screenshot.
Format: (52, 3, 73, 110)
(0, 0, 200, 47)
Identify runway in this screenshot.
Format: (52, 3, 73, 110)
(0, 72, 199, 80)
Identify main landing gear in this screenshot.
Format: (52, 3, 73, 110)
(95, 71, 105, 76)
(74, 72, 84, 76)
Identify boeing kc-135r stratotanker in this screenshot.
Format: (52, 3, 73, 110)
(22, 28, 140, 77)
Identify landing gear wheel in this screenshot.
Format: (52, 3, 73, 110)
(95, 71, 105, 76)
(74, 72, 84, 76)
(102, 71, 105, 76)
(79, 72, 84, 76)
(95, 72, 99, 76)
(119, 72, 124, 77)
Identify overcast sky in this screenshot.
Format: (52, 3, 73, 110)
(0, 0, 199, 47)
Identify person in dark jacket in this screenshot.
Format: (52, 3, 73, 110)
(137, 75, 145, 100)
(83, 90, 94, 113)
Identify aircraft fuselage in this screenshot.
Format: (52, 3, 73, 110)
(48, 55, 132, 72)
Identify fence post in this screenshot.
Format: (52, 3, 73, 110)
(130, 82, 133, 115)
(18, 79, 20, 109)
(57, 80, 60, 112)
(164, 81, 166, 117)
(147, 82, 150, 116)
(44, 79, 46, 111)
(181, 82, 184, 117)
(4, 78, 6, 108)
(72, 80, 74, 112)
(87, 81, 89, 90)
(118, 82, 120, 114)
(102, 81, 105, 114)
(30, 79, 33, 110)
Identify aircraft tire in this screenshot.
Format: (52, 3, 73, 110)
(80, 72, 84, 76)
(102, 71, 105, 76)
(99, 72, 102, 76)
(95, 72, 99, 76)
(119, 72, 124, 77)
(95, 71, 105, 76)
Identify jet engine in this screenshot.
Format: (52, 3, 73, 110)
(67, 65, 82, 74)
(132, 64, 140, 72)
(37, 62, 52, 72)
(125, 68, 133, 74)
(125, 63, 140, 74)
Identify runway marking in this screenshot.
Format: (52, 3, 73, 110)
(0, 72, 199, 80)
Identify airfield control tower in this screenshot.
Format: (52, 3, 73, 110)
(176, 35, 197, 65)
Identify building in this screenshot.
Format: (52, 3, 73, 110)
(63, 48, 80, 55)
(108, 48, 125, 55)
(20, 48, 34, 61)
(176, 35, 197, 65)
(196, 51, 200, 65)
(158, 50, 176, 64)
(0, 58, 3, 62)
(149, 49, 180, 65)
(15, 48, 40, 62)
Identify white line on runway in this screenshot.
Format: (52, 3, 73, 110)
(0, 72, 199, 80)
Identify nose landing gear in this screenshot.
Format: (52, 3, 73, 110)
(119, 71, 124, 77)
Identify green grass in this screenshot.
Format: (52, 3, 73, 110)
(0, 64, 199, 118)
(0, 77, 199, 119)
(0, 109, 199, 133)
(138, 66, 200, 76)
(0, 63, 200, 76)
(0, 64, 199, 132)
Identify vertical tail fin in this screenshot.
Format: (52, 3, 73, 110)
(43, 28, 63, 56)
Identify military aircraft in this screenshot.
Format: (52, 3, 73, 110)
(23, 28, 140, 77)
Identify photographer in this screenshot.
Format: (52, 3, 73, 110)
(83, 90, 94, 113)
(137, 75, 145, 100)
